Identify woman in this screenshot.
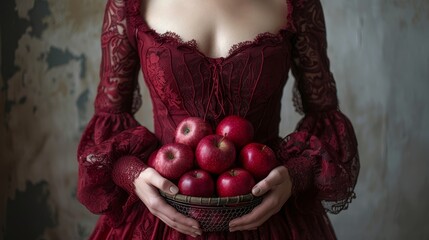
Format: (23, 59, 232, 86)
(77, 0, 359, 238)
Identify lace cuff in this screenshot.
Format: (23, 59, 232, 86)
(284, 155, 315, 194)
(77, 113, 158, 227)
(112, 155, 147, 194)
(278, 110, 359, 214)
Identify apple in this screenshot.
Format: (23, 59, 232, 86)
(208, 212, 224, 227)
(239, 143, 279, 180)
(175, 117, 213, 149)
(188, 207, 205, 221)
(150, 143, 194, 180)
(216, 115, 254, 148)
(195, 134, 236, 174)
(147, 149, 158, 167)
(178, 169, 215, 197)
(216, 168, 256, 197)
(189, 208, 224, 229)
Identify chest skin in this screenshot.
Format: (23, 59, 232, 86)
(141, 0, 288, 58)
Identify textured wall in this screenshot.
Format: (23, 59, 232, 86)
(1, 0, 428, 239)
(1, 0, 103, 239)
(323, 1, 429, 239)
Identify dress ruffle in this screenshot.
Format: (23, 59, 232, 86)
(77, 112, 158, 227)
(277, 109, 359, 214)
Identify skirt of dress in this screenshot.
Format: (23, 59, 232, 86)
(88, 198, 337, 240)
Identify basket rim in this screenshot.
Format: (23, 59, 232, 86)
(160, 191, 260, 206)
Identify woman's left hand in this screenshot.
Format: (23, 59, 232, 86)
(228, 166, 293, 232)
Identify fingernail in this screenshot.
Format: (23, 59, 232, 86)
(252, 187, 260, 195)
(195, 231, 202, 236)
(192, 226, 199, 229)
(229, 228, 235, 232)
(170, 186, 178, 194)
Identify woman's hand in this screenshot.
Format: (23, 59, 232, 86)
(228, 166, 292, 232)
(134, 167, 202, 238)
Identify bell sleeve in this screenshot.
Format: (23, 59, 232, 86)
(278, 0, 360, 214)
(76, 0, 158, 227)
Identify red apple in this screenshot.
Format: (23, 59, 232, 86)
(216, 168, 256, 197)
(189, 208, 224, 228)
(178, 169, 215, 197)
(216, 115, 254, 148)
(147, 149, 158, 167)
(151, 143, 194, 180)
(239, 143, 279, 180)
(195, 134, 236, 174)
(188, 207, 205, 221)
(208, 212, 224, 227)
(175, 117, 213, 149)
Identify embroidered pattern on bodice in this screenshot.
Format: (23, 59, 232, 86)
(127, 0, 295, 144)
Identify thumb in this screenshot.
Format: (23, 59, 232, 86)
(251, 179, 271, 197)
(251, 168, 283, 196)
(146, 168, 179, 195)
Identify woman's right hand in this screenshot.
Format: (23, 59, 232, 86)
(134, 167, 202, 238)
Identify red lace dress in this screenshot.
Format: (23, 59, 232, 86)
(77, 0, 359, 239)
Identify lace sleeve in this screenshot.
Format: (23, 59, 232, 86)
(76, 0, 158, 227)
(278, 0, 359, 214)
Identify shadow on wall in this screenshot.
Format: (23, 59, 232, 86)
(4, 181, 57, 240)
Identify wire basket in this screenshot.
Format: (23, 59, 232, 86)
(160, 192, 262, 232)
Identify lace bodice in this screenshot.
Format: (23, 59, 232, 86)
(77, 0, 359, 237)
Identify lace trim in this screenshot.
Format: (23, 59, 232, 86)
(292, 80, 305, 115)
(276, 109, 359, 214)
(286, 0, 297, 32)
(95, 0, 142, 115)
(323, 187, 356, 214)
(155, 31, 198, 49)
(125, 0, 295, 60)
(112, 156, 148, 194)
(227, 32, 287, 57)
(296, 0, 306, 8)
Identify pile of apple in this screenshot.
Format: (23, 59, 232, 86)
(148, 115, 279, 198)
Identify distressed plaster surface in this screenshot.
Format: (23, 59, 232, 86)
(1, 0, 102, 239)
(1, 0, 428, 239)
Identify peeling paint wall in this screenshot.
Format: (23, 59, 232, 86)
(1, 0, 103, 239)
(1, 0, 428, 239)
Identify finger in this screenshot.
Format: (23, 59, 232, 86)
(155, 202, 201, 230)
(137, 169, 202, 237)
(156, 210, 202, 237)
(142, 184, 201, 229)
(252, 168, 284, 196)
(144, 189, 202, 236)
(229, 208, 272, 231)
(229, 197, 276, 231)
(145, 168, 179, 194)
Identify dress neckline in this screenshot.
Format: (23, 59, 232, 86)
(130, 0, 296, 61)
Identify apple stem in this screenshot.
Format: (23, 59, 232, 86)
(262, 145, 267, 151)
(167, 152, 175, 160)
(184, 128, 190, 134)
(217, 135, 226, 147)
